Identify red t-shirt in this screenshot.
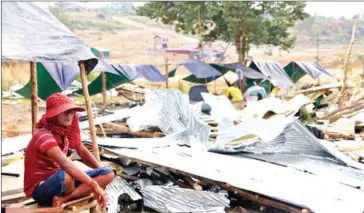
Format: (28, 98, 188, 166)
(23, 129, 80, 197)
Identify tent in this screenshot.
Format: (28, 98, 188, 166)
(15, 59, 114, 100)
(2, 2, 97, 69)
(182, 63, 265, 84)
(189, 85, 209, 102)
(283, 61, 333, 83)
(74, 64, 167, 96)
(2, 2, 99, 100)
(168, 59, 221, 79)
(249, 61, 294, 93)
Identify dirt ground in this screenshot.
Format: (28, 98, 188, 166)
(2, 13, 364, 135)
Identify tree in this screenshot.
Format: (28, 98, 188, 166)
(311, 24, 321, 62)
(137, 2, 309, 64)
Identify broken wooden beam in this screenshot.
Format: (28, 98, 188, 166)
(105, 122, 164, 138)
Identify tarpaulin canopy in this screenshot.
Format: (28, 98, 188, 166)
(284, 61, 333, 83)
(183, 63, 265, 84)
(74, 64, 167, 96)
(168, 59, 221, 79)
(2, 2, 97, 71)
(15, 58, 114, 100)
(113, 64, 167, 82)
(249, 61, 294, 93)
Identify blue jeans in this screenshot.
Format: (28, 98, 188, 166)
(32, 167, 114, 206)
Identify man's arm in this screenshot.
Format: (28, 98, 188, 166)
(75, 143, 100, 169)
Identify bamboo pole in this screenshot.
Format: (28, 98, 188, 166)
(30, 61, 38, 134)
(339, 19, 358, 107)
(79, 61, 100, 162)
(101, 72, 107, 106)
(100, 52, 107, 107)
(165, 59, 169, 89)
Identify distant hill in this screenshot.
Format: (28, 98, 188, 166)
(294, 15, 364, 45)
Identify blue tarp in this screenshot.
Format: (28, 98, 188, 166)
(112, 64, 167, 82)
(189, 85, 209, 102)
(218, 63, 265, 79)
(169, 59, 222, 78)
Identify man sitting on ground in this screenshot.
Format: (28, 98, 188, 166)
(24, 93, 115, 209)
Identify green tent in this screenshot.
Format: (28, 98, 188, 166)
(15, 63, 66, 100)
(283, 62, 307, 83)
(283, 61, 333, 83)
(91, 47, 110, 58)
(73, 72, 129, 96)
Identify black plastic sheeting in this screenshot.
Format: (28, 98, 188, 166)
(2, 2, 97, 71)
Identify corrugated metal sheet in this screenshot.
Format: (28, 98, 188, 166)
(2, 134, 32, 156)
(106, 146, 364, 213)
(105, 176, 142, 213)
(142, 185, 230, 213)
(242, 154, 364, 190)
(126, 90, 211, 145)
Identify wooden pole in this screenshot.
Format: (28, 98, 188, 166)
(30, 61, 38, 135)
(100, 52, 107, 107)
(165, 59, 169, 89)
(339, 19, 358, 107)
(79, 61, 100, 162)
(101, 72, 107, 106)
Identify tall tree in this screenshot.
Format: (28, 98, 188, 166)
(137, 2, 309, 64)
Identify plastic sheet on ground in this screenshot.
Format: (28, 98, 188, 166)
(201, 93, 239, 122)
(105, 176, 142, 213)
(239, 94, 310, 120)
(142, 185, 230, 213)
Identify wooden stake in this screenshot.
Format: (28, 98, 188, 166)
(339, 19, 358, 107)
(30, 61, 38, 135)
(100, 52, 107, 108)
(165, 59, 169, 89)
(79, 61, 100, 162)
(101, 72, 107, 107)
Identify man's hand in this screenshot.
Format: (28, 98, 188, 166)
(90, 181, 107, 210)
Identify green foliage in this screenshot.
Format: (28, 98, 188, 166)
(137, 2, 309, 62)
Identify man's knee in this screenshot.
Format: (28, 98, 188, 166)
(96, 170, 115, 187)
(64, 173, 75, 194)
(103, 170, 116, 184)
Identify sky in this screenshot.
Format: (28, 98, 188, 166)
(37, 2, 364, 19)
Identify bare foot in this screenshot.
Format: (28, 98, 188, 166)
(53, 196, 66, 207)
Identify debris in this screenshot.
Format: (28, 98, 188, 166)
(141, 185, 230, 213)
(105, 176, 142, 213)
